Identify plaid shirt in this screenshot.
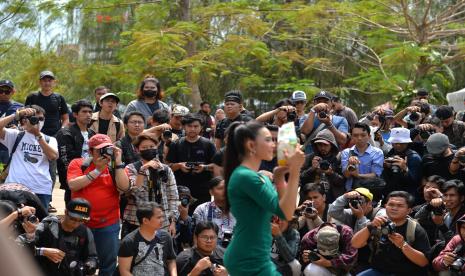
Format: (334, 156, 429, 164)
(300, 223, 357, 270)
(123, 162, 179, 229)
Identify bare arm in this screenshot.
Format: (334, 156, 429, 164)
(38, 137, 58, 160)
(118, 256, 133, 276)
(300, 111, 315, 135)
(168, 259, 177, 276)
(60, 113, 70, 128)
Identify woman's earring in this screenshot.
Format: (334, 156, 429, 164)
(250, 150, 256, 156)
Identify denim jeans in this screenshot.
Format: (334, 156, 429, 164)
(90, 222, 120, 276)
(35, 194, 51, 212)
(357, 268, 395, 276)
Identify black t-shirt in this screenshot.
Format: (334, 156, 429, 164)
(166, 137, 216, 199)
(371, 220, 431, 275)
(259, 157, 277, 172)
(176, 247, 225, 276)
(25, 92, 69, 136)
(98, 118, 110, 136)
(212, 147, 225, 167)
(421, 153, 454, 180)
(214, 114, 252, 142)
(118, 229, 176, 276)
(147, 102, 160, 114)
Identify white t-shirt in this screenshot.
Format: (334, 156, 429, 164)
(0, 129, 58, 195)
(81, 131, 89, 158)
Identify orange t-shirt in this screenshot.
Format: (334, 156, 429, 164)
(67, 158, 120, 229)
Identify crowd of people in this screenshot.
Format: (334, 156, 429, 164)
(2, 71, 465, 276)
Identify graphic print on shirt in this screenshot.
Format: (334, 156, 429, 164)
(20, 141, 43, 163)
(132, 241, 165, 275)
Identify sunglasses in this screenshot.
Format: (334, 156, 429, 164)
(0, 88, 12, 95)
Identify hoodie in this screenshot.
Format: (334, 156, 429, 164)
(433, 214, 465, 271)
(300, 130, 345, 200)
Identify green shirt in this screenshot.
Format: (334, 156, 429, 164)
(224, 166, 285, 276)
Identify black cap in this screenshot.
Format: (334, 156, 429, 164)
(0, 80, 14, 89)
(313, 90, 332, 101)
(416, 88, 428, 96)
(66, 198, 91, 221)
(224, 90, 243, 104)
(39, 70, 55, 80)
(435, 105, 454, 120)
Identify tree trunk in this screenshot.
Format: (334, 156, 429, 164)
(179, 0, 202, 111)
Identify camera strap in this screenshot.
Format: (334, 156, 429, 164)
(132, 231, 161, 269)
(0, 131, 25, 182)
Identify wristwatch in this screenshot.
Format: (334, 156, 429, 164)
(115, 163, 126, 170)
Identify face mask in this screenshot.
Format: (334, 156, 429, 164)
(38, 121, 44, 131)
(143, 90, 157, 98)
(139, 148, 158, 160)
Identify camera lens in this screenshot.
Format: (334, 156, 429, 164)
(318, 111, 327, 118)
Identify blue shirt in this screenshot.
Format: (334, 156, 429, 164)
(341, 144, 384, 190)
(299, 114, 349, 154)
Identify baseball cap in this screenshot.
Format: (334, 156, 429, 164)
(313, 139, 330, 145)
(172, 104, 190, 116)
(290, 90, 307, 102)
(39, 70, 55, 80)
(426, 133, 449, 155)
(0, 80, 14, 89)
(66, 198, 91, 221)
(99, 93, 120, 103)
(224, 90, 243, 104)
(316, 224, 340, 257)
(355, 187, 373, 201)
(313, 90, 332, 101)
(388, 127, 412, 144)
(435, 105, 454, 120)
(88, 134, 113, 149)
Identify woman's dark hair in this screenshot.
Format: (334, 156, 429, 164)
(136, 202, 162, 224)
(351, 122, 370, 134)
(71, 99, 93, 114)
(266, 124, 279, 132)
(273, 98, 293, 109)
(386, 191, 415, 208)
(133, 133, 159, 148)
(123, 111, 146, 125)
(223, 121, 266, 213)
(136, 75, 164, 100)
(194, 221, 219, 236)
(152, 109, 170, 124)
(0, 200, 16, 220)
(208, 176, 224, 190)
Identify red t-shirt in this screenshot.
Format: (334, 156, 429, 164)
(67, 158, 121, 229)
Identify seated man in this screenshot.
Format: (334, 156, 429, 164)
(176, 221, 228, 276)
(118, 202, 177, 276)
(300, 222, 357, 276)
(193, 177, 236, 247)
(31, 198, 98, 276)
(296, 183, 330, 238)
(433, 214, 465, 275)
(328, 188, 385, 234)
(351, 191, 431, 275)
(271, 216, 301, 276)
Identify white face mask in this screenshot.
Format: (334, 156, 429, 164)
(38, 121, 44, 131)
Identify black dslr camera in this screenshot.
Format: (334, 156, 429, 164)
(419, 129, 435, 140)
(99, 146, 114, 158)
(431, 203, 446, 216)
(27, 116, 40, 125)
(69, 260, 97, 276)
(304, 202, 316, 215)
(319, 160, 331, 171)
(27, 214, 38, 223)
(318, 111, 327, 119)
(186, 162, 202, 171)
(385, 157, 401, 174)
(222, 230, 233, 248)
(349, 198, 363, 208)
(287, 110, 297, 122)
(450, 243, 465, 273)
(379, 220, 396, 244)
(163, 130, 172, 139)
(180, 195, 190, 207)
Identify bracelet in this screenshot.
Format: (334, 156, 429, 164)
(115, 163, 126, 170)
(86, 173, 94, 181)
(17, 208, 22, 220)
(15, 110, 20, 121)
(400, 241, 408, 250)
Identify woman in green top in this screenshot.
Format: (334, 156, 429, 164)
(223, 121, 304, 276)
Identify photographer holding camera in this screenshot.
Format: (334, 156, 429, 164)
(351, 191, 430, 275)
(300, 222, 357, 276)
(422, 133, 456, 180)
(122, 133, 179, 238)
(67, 134, 130, 276)
(0, 105, 58, 210)
(394, 101, 431, 129)
(381, 128, 422, 197)
(193, 177, 236, 247)
(176, 221, 228, 276)
(433, 214, 465, 275)
(270, 216, 301, 276)
(300, 129, 345, 202)
(328, 188, 385, 233)
(296, 183, 330, 237)
(256, 98, 297, 128)
(420, 105, 465, 148)
(175, 186, 196, 253)
(30, 198, 98, 276)
(300, 91, 349, 154)
(167, 113, 216, 211)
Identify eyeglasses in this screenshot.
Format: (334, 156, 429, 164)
(128, 120, 144, 125)
(0, 88, 12, 95)
(198, 235, 217, 242)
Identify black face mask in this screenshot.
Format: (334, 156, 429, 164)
(139, 149, 158, 160)
(143, 90, 157, 98)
